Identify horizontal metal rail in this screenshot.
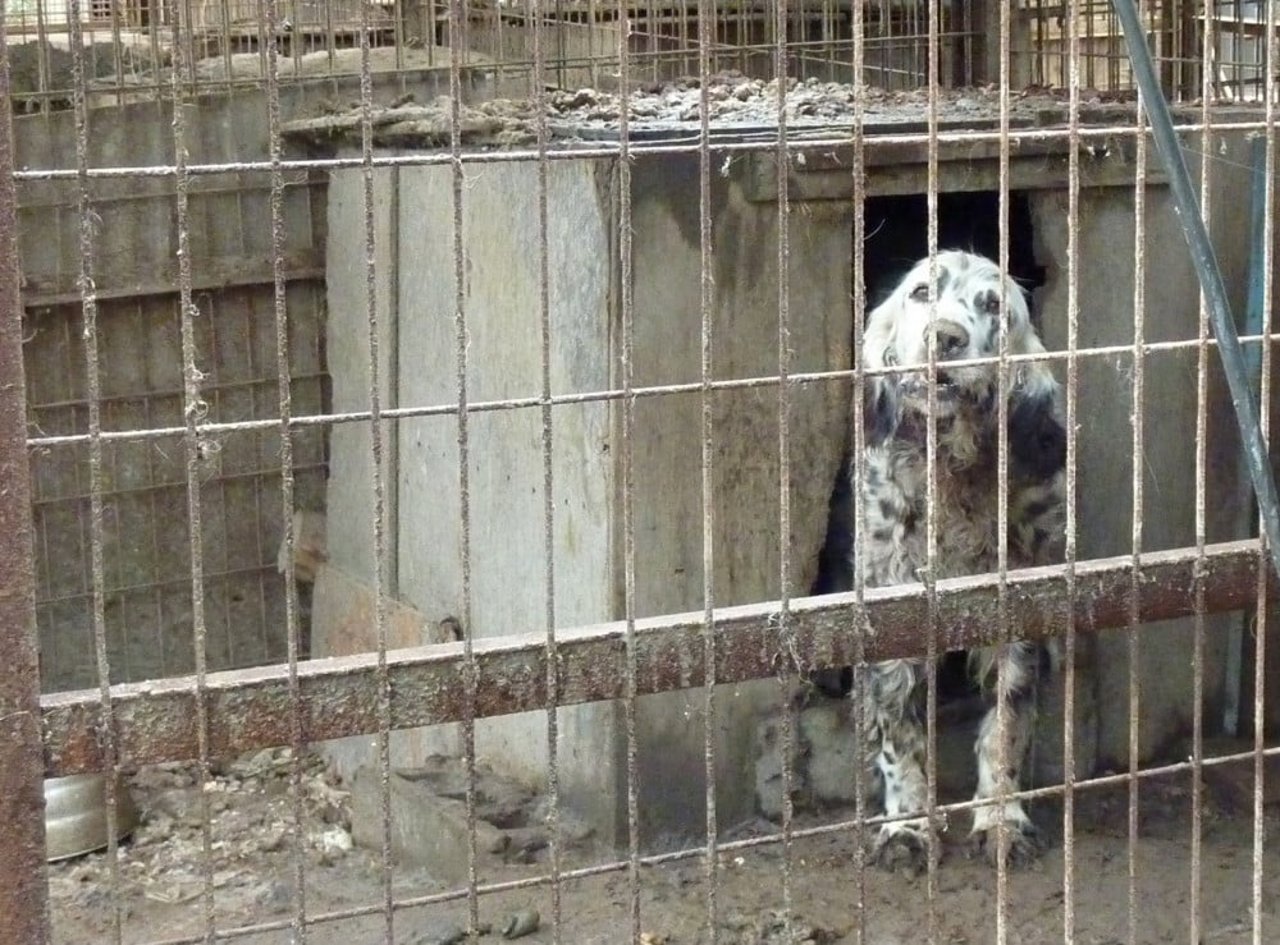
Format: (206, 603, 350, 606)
(42, 537, 1269, 777)
(10, 115, 1274, 181)
(25, 332, 1280, 450)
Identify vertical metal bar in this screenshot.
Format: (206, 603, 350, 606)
(924, 0, 940, 940)
(1188, 9, 1216, 944)
(490, 0, 505, 86)
(1064, 0, 1082, 941)
(1107, 2, 1118, 93)
(532, 1, 563, 939)
(849, 1, 867, 942)
(1085, 0, 1096, 90)
(0, 10, 51, 943)
(324, 0, 336, 83)
(644, 0, 656, 82)
(261, 0, 310, 936)
(168, 13, 218, 941)
(65, 0, 123, 938)
(1127, 25, 1148, 945)
(678, 0, 689, 75)
(773, 0, 795, 934)
(585, 0, 598, 88)
(33, 0, 49, 115)
(1252, 15, 1275, 945)
(105, 0, 123, 99)
(219, 0, 233, 95)
(447, 0, 481, 934)
(1111, 0, 1280, 577)
(393, 0, 406, 83)
(994, 0, 1013, 935)
(356, 0, 395, 933)
(180, 0, 197, 85)
(617, 0, 642, 939)
(696, 0, 718, 937)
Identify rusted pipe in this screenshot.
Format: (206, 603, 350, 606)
(0, 17, 53, 944)
(42, 539, 1271, 777)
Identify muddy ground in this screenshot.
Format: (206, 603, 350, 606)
(48, 746, 1280, 945)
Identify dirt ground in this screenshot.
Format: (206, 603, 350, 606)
(47, 747, 1280, 945)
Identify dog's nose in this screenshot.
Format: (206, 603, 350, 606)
(931, 319, 970, 358)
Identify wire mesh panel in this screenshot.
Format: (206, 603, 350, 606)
(0, 1, 1278, 944)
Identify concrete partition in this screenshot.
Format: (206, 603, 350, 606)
(322, 149, 852, 849)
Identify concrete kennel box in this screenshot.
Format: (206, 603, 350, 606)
(318, 121, 1264, 853)
(320, 147, 853, 848)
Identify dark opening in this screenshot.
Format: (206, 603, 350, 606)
(808, 190, 1043, 703)
(860, 190, 1046, 328)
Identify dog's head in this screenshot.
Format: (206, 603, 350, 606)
(862, 250, 1064, 471)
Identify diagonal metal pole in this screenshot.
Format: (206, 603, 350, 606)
(1111, 0, 1280, 578)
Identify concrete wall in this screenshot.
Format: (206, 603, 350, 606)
(1029, 132, 1265, 767)
(322, 150, 852, 848)
(322, 157, 627, 834)
(393, 156, 623, 834)
(624, 154, 853, 842)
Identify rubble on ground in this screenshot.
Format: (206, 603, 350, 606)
(47, 747, 353, 915)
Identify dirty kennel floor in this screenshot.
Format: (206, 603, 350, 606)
(48, 749, 1280, 945)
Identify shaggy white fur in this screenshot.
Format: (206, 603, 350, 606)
(852, 250, 1067, 874)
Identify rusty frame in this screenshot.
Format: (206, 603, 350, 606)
(41, 538, 1270, 777)
(0, 13, 52, 943)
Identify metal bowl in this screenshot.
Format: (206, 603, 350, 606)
(44, 773, 139, 863)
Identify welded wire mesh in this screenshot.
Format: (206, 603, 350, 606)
(0, 1, 1277, 945)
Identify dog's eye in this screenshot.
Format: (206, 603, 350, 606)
(983, 294, 1001, 315)
(909, 283, 930, 302)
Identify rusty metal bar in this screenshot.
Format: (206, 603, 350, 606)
(38, 538, 1271, 778)
(849, 4, 868, 944)
(261, 0, 313, 935)
(924, 0, 942, 938)
(1252, 10, 1276, 945)
(65, 0, 125, 935)
(37, 330, 1280, 453)
(618, 0, 643, 936)
(15, 115, 1280, 183)
(447, 0, 483, 933)
(1063, 0, 1083, 940)
(533, 1, 563, 941)
(696, 0, 718, 937)
(1190, 8, 1216, 942)
(0, 9, 51, 941)
(773, 0, 797, 933)
(994, 0, 1016, 934)
(1127, 36, 1149, 945)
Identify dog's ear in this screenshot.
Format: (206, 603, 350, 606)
(860, 295, 901, 449)
(1008, 389, 1066, 480)
(1000, 286, 1066, 480)
(863, 376, 899, 449)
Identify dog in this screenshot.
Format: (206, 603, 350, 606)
(842, 249, 1067, 873)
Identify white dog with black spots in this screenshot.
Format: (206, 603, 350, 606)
(851, 249, 1067, 873)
